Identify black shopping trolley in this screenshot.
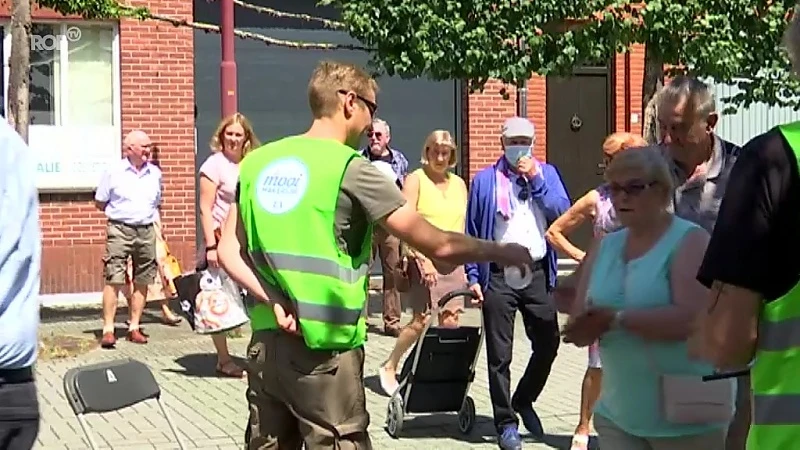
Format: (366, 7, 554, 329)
(385, 288, 483, 438)
(63, 358, 187, 450)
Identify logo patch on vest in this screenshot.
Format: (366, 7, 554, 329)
(255, 157, 309, 214)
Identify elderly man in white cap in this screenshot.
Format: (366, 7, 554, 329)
(94, 130, 162, 348)
(464, 117, 570, 450)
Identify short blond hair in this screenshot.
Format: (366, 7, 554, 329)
(602, 132, 647, 157)
(308, 60, 378, 119)
(420, 130, 458, 168)
(209, 112, 260, 158)
(605, 146, 674, 200)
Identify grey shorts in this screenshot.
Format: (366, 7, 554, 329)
(103, 221, 157, 286)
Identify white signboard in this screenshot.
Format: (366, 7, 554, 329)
(30, 125, 121, 192)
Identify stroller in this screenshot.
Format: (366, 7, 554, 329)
(385, 288, 483, 438)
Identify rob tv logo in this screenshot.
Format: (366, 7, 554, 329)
(30, 27, 81, 51)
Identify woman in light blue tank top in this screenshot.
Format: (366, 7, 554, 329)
(562, 147, 733, 449)
(546, 132, 646, 450)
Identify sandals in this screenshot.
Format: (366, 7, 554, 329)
(161, 315, 183, 326)
(571, 433, 589, 450)
(216, 360, 245, 378)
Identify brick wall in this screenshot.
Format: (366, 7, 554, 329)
(463, 50, 647, 181)
(613, 45, 646, 135)
(15, 0, 197, 294)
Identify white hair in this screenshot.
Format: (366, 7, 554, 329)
(371, 118, 390, 136)
(657, 76, 717, 118)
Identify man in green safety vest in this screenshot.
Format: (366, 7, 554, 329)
(691, 6, 800, 449)
(217, 60, 535, 449)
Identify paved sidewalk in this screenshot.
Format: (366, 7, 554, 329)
(35, 296, 595, 449)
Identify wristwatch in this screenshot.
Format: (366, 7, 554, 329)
(611, 310, 625, 330)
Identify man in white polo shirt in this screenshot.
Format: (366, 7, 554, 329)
(94, 130, 161, 348)
(465, 117, 571, 450)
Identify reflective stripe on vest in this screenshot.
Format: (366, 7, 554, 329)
(752, 395, 800, 425)
(747, 122, 800, 449)
(250, 251, 369, 284)
(248, 251, 367, 325)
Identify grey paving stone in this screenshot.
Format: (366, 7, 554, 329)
(35, 295, 596, 449)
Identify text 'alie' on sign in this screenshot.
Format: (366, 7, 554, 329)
(38, 162, 61, 173)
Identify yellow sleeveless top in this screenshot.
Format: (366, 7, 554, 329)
(414, 168, 467, 233)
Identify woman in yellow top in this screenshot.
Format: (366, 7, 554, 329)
(379, 129, 469, 395)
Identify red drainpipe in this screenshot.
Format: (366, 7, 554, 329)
(624, 51, 632, 132)
(220, 0, 238, 118)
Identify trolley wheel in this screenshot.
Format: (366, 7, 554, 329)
(386, 395, 404, 438)
(458, 396, 476, 434)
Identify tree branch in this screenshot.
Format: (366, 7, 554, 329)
(142, 11, 369, 51)
(232, 0, 345, 30)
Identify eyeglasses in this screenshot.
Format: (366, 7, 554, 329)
(368, 131, 383, 139)
(337, 90, 378, 117)
(516, 177, 531, 201)
(608, 180, 657, 196)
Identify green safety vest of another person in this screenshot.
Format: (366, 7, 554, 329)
(748, 121, 800, 449)
(237, 136, 372, 351)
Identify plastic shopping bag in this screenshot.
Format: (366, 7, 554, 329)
(175, 268, 249, 334)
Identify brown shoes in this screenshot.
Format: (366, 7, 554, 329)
(384, 327, 401, 338)
(126, 329, 148, 344)
(100, 332, 117, 349)
(99, 329, 148, 349)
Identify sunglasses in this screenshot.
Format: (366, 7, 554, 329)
(516, 177, 531, 201)
(367, 131, 383, 139)
(338, 89, 378, 117)
(608, 180, 657, 196)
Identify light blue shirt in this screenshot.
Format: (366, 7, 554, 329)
(588, 217, 733, 438)
(0, 120, 42, 369)
(95, 158, 162, 225)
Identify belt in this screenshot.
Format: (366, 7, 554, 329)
(0, 366, 34, 384)
(108, 219, 154, 229)
(490, 258, 546, 274)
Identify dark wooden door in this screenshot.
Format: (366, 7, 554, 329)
(546, 68, 610, 258)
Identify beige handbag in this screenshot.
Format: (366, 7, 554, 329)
(658, 373, 734, 424)
(619, 262, 734, 425)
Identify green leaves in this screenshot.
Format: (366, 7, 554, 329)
(322, 0, 800, 109)
(35, 0, 149, 20)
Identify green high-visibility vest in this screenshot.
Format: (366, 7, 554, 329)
(747, 121, 800, 449)
(237, 136, 372, 350)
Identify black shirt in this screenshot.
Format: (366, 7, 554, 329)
(697, 128, 800, 302)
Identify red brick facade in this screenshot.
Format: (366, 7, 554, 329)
(2, 1, 196, 295)
(18, 1, 646, 295)
(464, 44, 647, 179)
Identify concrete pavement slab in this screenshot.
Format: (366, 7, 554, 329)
(35, 296, 596, 449)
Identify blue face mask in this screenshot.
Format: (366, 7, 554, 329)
(504, 145, 531, 165)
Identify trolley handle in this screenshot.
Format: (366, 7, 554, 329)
(438, 289, 479, 309)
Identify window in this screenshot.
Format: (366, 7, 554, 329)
(2, 21, 121, 192)
(5, 22, 117, 126)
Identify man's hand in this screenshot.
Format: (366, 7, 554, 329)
(517, 156, 540, 178)
(468, 283, 484, 305)
(562, 307, 614, 347)
(274, 302, 299, 335)
(496, 243, 534, 270)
